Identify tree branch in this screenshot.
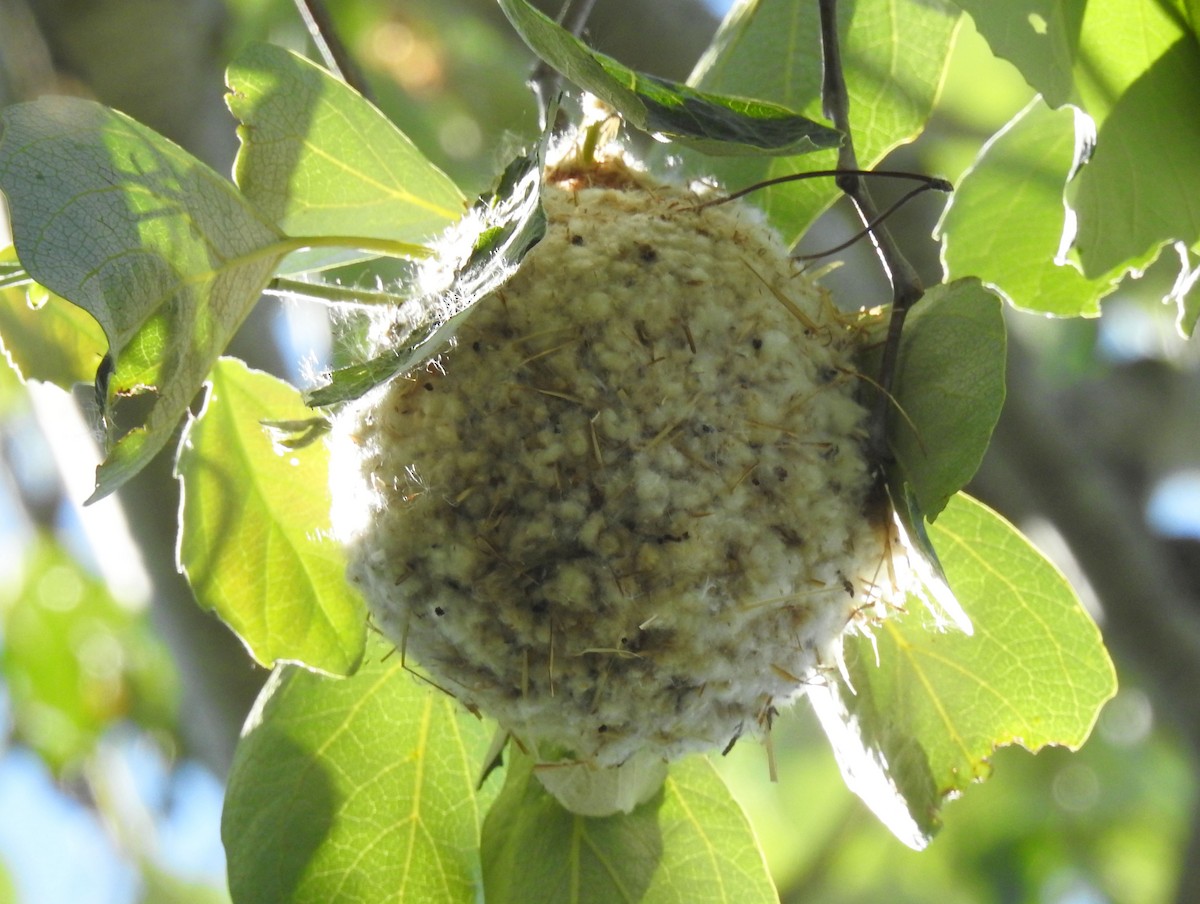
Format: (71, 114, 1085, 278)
(292, 0, 374, 100)
(817, 0, 924, 463)
(529, 0, 599, 130)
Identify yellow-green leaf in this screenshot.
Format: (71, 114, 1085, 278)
(176, 357, 365, 675)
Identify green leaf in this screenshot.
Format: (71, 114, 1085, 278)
(222, 638, 497, 904)
(0, 97, 285, 500)
(496, 0, 839, 156)
(809, 494, 1117, 849)
(888, 278, 1006, 521)
(226, 42, 466, 272)
(939, 100, 1115, 317)
(482, 752, 777, 904)
(685, 0, 959, 243)
(956, 0, 1200, 281)
(947, 1, 1083, 108)
(0, 533, 178, 771)
(176, 357, 365, 675)
(306, 148, 547, 407)
(0, 252, 106, 389)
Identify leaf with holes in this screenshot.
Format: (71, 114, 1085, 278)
(176, 357, 365, 674)
(808, 494, 1116, 849)
(0, 97, 284, 500)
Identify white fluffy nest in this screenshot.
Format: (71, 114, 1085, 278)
(330, 147, 909, 782)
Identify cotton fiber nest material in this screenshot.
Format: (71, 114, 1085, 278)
(330, 140, 908, 813)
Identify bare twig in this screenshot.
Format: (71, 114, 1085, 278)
(292, 0, 374, 101)
(695, 169, 952, 209)
(793, 183, 947, 261)
(529, 0, 599, 130)
(817, 0, 925, 464)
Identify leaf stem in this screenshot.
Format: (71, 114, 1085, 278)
(265, 277, 412, 308)
(278, 234, 434, 260)
(817, 0, 925, 465)
(291, 0, 374, 102)
(530, 0, 599, 130)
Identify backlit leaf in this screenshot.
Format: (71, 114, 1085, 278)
(223, 638, 497, 904)
(0, 251, 106, 389)
(496, 0, 839, 156)
(227, 42, 466, 272)
(956, 0, 1200, 281)
(939, 100, 1116, 317)
(176, 357, 365, 675)
(808, 494, 1116, 849)
(685, 0, 959, 243)
(0, 98, 285, 500)
(482, 752, 777, 904)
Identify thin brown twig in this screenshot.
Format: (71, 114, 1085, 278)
(530, 0, 599, 130)
(817, 0, 925, 465)
(292, 0, 374, 102)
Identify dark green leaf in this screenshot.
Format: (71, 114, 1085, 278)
(0, 98, 285, 500)
(809, 494, 1117, 849)
(889, 278, 1006, 520)
(685, 0, 959, 243)
(306, 149, 546, 407)
(223, 638, 497, 904)
(176, 358, 365, 675)
(496, 0, 839, 156)
(939, 100, 1116, 317)
(482, 751, 777, 904)
(227, 42, 466, 272)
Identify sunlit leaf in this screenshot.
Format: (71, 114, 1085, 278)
(685, 0, 959, 243)
(956, 0, 1200, 280)
(227, 42, 467, 272)
(222, 638, 497, 904)
(306, 148, 546, 407)
(176, 357, 365, 675)
(0, 250, 106, 389)
(482, 752, 777, 904)
(808, 494, 1117, 849)
(496, 0, 839, 156)
(939, 100, 1116, 317)
(0, 534, 178, 772)
(0, 97, 285, 500)
(889, 278, 1006, 520)
(1168, 243, 1200, 338)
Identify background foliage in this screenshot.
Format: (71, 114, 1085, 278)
(0, 1, 1197, 902)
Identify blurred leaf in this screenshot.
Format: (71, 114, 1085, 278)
(0, 534, 178, 772)
(496, 0, 839, 156)
(138, 863, 231, 904)
(685, 0, 959, 243)
(482, 752, 777, 904)
(889, 278, 1006, 520)
(306, 148, 546, 407)
(227, 42, 466, 272)
(0, 860, 13, 904)
(939, 100, 1116, 317)
(809, 494, 1117, 849)
(0, 254, 106, 389)
(176, 357, 365, 675)
(956, 0, 1200, 280)
(222, 638, 497, 904)
(0, 97, 284, 500)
